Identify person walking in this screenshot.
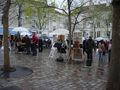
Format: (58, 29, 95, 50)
(98, 41, 103, 62)
(86, 36, 96, 66)
(108, 39, 112, 63)
(101, 40, 106, 63)
(24, 35, 31, 54)
(31, 32, 38, 56)
(38, 37, 43, 52)
(83, 38, 87, 55)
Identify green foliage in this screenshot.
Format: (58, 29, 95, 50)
(24, 4, 33, 16)
(14, 0, 25, 5)
(22, 0, 56, 30)
(91, 4, 112, 21)
(12, 0, 56, 30)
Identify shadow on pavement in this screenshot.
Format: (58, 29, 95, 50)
(0, 65, 33, 78)
(0, 86, 22, 90)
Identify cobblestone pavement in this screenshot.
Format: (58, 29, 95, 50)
(0, 49, 108, 90)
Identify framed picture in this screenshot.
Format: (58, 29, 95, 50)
(73, 32, 82, 44)
(73, 48, 82, 60)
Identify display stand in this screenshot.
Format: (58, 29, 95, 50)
(72, 48, 83, 62)
(72, 31, 84, 62)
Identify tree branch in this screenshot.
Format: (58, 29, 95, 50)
(76, 16, 91, 25)
(70, 0, 74, 6)
(46, 5, 68, 15)
(71, 0, 90, 12)
(72, 16, 91, 35)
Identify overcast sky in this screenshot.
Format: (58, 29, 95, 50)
(47, 0, 111, 6)
(47, 0, 111, 14)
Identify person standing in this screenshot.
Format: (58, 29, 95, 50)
(108, 39, 112, 63)
(98, 40, 107, 65)
(98, 41, 103, 63)
(86, 36, 96, 66)
(31, 32, 38, 56)
(83, 38, 87, 55)
(38, 37, 43, 52)
(0, 39, 2, 48)
(101, 40, 106, 62)
(24, 35, 31, 54)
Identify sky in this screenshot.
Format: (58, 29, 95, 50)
(47, 0, 111, 6)
(47, 0, 111, 12)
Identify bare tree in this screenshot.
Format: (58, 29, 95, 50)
(1, 0, 13, 71)
(47, 0, 91, 61)
(0, 0, 6, 12)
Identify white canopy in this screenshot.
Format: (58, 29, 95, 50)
(20, 32, 31, 36)
(49, 29, 69, 36)
(12, 27, 29, 33)
(95, 37, 109, 41)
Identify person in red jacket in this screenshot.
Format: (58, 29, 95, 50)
(31, 32, 38, 56)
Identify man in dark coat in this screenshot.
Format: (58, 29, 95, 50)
(83, 38, 87, 55)
(24, 35, 31, 54)
(38, 37, 43, 52)
(86, 36, 96, 66)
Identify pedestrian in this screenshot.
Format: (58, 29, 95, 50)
(101, 40, 106, 63)
(38, 37, 43, 52)
(83, 38, 87, 55)
(98, 41, 102, 63)
(24, 35, 31, 54)
(47, 39, 52, 48)
(108, 39, 112, 63)
(31, 32, 38, 56)
(0, 39, 2, 48)
(97, 40, 106, 64)
(86, 36, 96, 66)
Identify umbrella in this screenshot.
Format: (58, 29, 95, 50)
(20, 32, 31, 36)
(0, 27, 17, 35)
(12, 27, 29, 33)
(95, 37, 104, 41)
(49, 29, 69, 36)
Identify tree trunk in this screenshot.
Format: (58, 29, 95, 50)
(2, 0, 11, 71)
(18, 4, 22, 27)
(67, 0, 72, 62)
(106, 0, 120, 90)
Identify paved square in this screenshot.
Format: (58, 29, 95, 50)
(0, 49, 108, 90)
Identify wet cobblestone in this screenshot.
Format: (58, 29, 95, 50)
(0, 49, 108, 90)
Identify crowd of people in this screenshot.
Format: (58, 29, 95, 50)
(83, 36, 112, 66)
(0, 33, 112, 66)
(0, 32, 52, 56)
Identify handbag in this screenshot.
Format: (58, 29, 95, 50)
(61, 47, 66, 53)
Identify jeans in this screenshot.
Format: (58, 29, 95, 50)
(99, 52, 103, 62)
(87, 50, 93, 61)
(86, 50, 93, 66)
(31, 44, 37, 56)
(38, 44, 43, 52)
(26, 45, 31, 54)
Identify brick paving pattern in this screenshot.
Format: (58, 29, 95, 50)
(0, 49, 108, 90)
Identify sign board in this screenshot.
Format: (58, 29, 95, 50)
(72, 48, 83, 60)
(73, 31, 82, 44)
